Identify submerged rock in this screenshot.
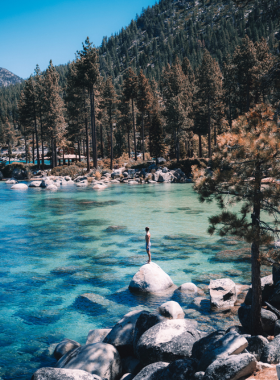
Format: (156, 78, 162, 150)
(209, 278, 237, 309)
(129, 262, 176, 294)
(135, 319, 202, 366)
(31, 367, 102, 380)
(56, 343, 122, 380)
(54, 339, 81, 360)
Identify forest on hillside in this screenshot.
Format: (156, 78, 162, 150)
(0, 0, 279, 170)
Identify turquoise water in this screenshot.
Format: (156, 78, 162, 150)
(0, 182, 253, 379)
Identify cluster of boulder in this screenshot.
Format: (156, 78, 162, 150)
(31, 262, 280, 380)
(4, 163, 192, 191)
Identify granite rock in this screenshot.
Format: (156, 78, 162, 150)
(54, 339, 81, 361)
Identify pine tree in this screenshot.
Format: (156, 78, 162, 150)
(193, 103, 280, 335)
(77, 37, 100, 168)
(42, 61, 66, 168)
(161, 57, 193, 163)
(65, 62, 87, 164)
(233, 35, 258, 113)
(18, 76, 40, 168)
(102, 77, 119, 169)
(195, 49, 225, 157)
(149, 108, 166, 161)
(123, 68, 138, 160)
(137, 70, 153, 161)
(119, 96, 132, 158)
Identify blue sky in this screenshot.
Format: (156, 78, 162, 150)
(1, 0, 157, 79)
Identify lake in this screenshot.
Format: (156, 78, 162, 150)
(0, 181, 256, 379)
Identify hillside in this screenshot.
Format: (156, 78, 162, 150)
(98, 0, 280, 85)
(0, 68, 23, 87)
(0, 0, 279, 121)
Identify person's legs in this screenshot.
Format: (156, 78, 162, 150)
(146, 247, 151, 263)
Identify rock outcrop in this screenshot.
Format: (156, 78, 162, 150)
(56, 343, 122, 380)
(135, 319, 202, 366)
(129, 262, 176, 294)
(209, 278, 237, 309)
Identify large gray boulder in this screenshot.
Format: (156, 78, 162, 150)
(12, 167, 29, 179)
(238, 305, 277, 334)
(246, 335, 269, 361)
(41, 179, 53, 188)
(103, 310, 143, 356)
(86, 329, 111, 345)
(54, 339, 81, 360)
(135, 319, 203, 366)
(245, 275, 274, 305)
(153, 359, 196, 380)
(133, 311, 164, 353)
(192, 330, 226, 361)
(197, 332, 248, 372)
(29, 180, 42, 187)
(0, 171, 3, 180)
(260, 334, 280, 364)
(129, 262, 176, 294)
(268, 281, 280, 307)
(31, 367, 102, 380)
(157, 301, 184, 319)
(11, 183, 28, 190)
(132, 362, 169, 380)
(209, 279, 237, 309)
(56, 343, 122, 380)
(158, 172, 173, 183)
(203, 353, 257, 380)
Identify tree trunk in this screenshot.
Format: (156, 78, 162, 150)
(214, 125, 217, 146)
(32, 132, 35, 164)
(199, 133, 202, 158)
(40, 118, 44, 170)
(208, 96, 211, 158)
(54, 139, 57, 167)
(84, 89, 90, 172)
(142, 112, 145, 161)
(110, 121, 113, 170)
(51, 137, 54, 169)
(100, 124, 104, 158)
(33, 100, 40, 170)
(229, 98, 232, 129)
(132, 99, 137, 161)
(24, 125, 28, 164)
(90, 87, 97, 168)
(128, 127, 131, 158)
(246, 77, 250, 112)
(251, 162, 263, 335)
(78, 140, 81, 162)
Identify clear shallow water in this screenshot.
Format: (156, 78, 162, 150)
(0, 182, 257, 379)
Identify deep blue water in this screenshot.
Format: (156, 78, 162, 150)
(0, 181, 254, 379)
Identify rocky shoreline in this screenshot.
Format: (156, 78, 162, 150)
(31, 262, 280, 380)
(1, 163, 192, 191)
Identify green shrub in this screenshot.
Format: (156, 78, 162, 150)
(2, 163, 34, 179)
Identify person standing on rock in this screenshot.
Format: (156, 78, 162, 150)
(145, 227, 151, 263)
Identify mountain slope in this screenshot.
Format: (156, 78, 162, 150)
(0, 68, 23, 87)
